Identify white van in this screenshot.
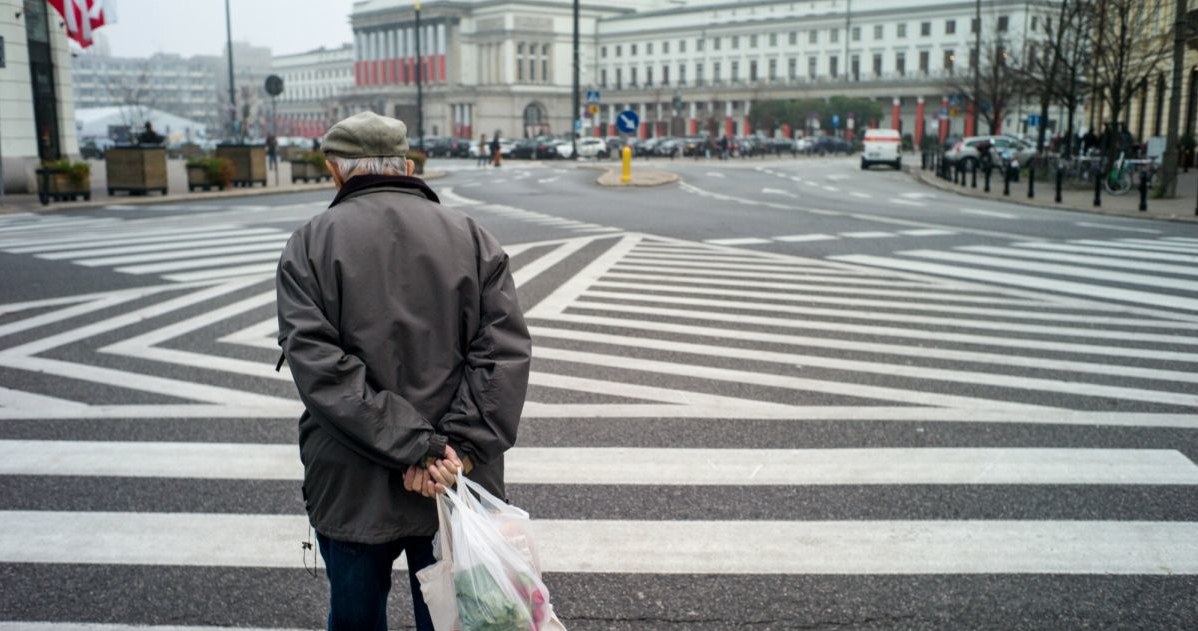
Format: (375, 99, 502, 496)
(861, 128, 902, 170)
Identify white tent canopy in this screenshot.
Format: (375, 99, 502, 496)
(75, 106, 210, 144)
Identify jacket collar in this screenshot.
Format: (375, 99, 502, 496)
(329, 174, 441, 208)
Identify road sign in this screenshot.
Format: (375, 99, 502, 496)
(264, 74, 284, 97)
(587, 103, 600, 116)
(1027, 114, 1041, 127)
(586, 90, 601, 104)
(616, 109, 640, 134)
(575, 119, 583, 131)
(831, 114, 841, 128)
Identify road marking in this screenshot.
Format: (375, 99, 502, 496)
(538, 177, 560, 183)
(822, 186, 841, 192)
(1067, 239, 1198, 254)
(437, 186, 482, 206)
(1075, 222, 1161, 234)
(1, 226, 266, 252)
(890, 199, 923, 206)
(163, 264, 279, 283)
(2, 511, 1196, 574)
(4, 440, 1195, 485)
(762, 187, 799, 198)
(900, 192, 935, 199)
(774, 233, 839, 242)
(835, 254, 1198, 314)
(512, 237, 595, 286)
(900, 249, 1198, 293)
(899, 228, 957, 236)
(116, 251, 283, 275)
(32, 232, 288, 259)
(77, 241, 289, 267)
(957, 245, 1198, 277)
(826, 174, 850, 181)
(703, 237, 773, 245)
(705, 172, 726, 178)
(841, 231, 894, 238)
(961, 208, 1018, 219)
(1165, 237, 1198, 243)
(850, 192, 871, 198)
(1010, 241, 1198, 263)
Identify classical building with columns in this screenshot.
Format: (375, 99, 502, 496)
(273, 44, 355, 138)
(339, 0, 1056, 143)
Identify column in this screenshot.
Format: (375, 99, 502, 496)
(655, 102, 664, 137)
(965, 99, 976, 137)
(638, 103, 648, 140)
(724, 101, 734, 138)
(353, 32, 363, 85)
(607, 104, 616, 136)
(915, 97, 925, 144)
(437, 23, 447, 82)
(892, 97, 901, 131)
(688, 102, 697, 135)
(939, 96, 950, 143)
(406, 27, 415, 85)
(743, 100, 752, 136)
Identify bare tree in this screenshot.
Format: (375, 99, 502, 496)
(1091, 0, 1172, 161)
(1017, 1, 1092, 154)
(103, 59, 159, 140)
(1053, 3, 1094, 157)
(944, 34, 1025, 136)
(1157, 0, 1191, 197)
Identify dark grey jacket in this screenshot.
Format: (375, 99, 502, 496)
(276, 174, 531, 543)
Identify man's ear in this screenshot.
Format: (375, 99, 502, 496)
(326, 160, 344, 189)
(406, 159, 415, 176)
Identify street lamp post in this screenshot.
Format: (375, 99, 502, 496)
(414, 0, 423, 152)
(973, 0, 980, 136)
(225, 0, 237, 141)
(572, 0, 580, 159)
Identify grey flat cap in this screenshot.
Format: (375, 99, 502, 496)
(321, 112, 409, 159)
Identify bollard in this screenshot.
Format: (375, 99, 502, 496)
(1003, 164, 1011, 196)
(960, 164, 967, 187)
(1027, 162, 1035, 199)
(621, 145, 632, 184)
(1055, 163, 1063, 203)
(971, 161, 977, 189)
(984, 165, 991, 193)
(1139, 171, 1148, 212)
(921, 151, 928, 170)
(1093, 166, 1102, 207)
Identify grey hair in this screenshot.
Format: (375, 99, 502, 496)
(328, 155, 407, 178)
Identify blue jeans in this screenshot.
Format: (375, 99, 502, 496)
(316, 532, 437, 631)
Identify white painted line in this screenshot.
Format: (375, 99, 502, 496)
(774, 233, 839, 242)
(902, 249, 1198, 293)
(537, 177, 560, 183)
(705, 172, 726, 178)
(822, 186, 841, 192)
(436, 186, 482, 206)
(961, 208, 1018, 219)
(1075, 222, 1161, 234)
(762, 188, 799, 198)
(703, 237, 773, 246)
(900, 192, 935, 199)
(610, 263, 939, 286)
(1118, 238, 1198, 250)
(850, 192, 871, 198)
(0, 226, 256, 252)
(620, 257, 827, 273)
(162, 264, 279, 282)
(1010, 241, 1198, 264)
(1072, 239, 1198, 254)
(889, 199, 923, 207)
(3, 512, 1196, 574)
(32, 232, 288, 260)
(78, 240, 288, 267)
(526, 234, 641, 317)
(615, 252, 793, 264)
(826, 174, 850, 181)
(1165, 237, 1198, 243)
(9, 440, 1195, 485)
(116, 251, 282, 275)
(841, 231, 894, 239)
(957, 245, 1198, 277)
(835, 254, 1198, 314)
(899, 228, 958, 236)
(512, 237, 594, 286)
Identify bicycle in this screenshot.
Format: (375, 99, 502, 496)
(1103, 154, 1160, 196)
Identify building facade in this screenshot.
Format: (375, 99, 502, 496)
(1, 0, 80, 194)
(272, 44, 355, 138)
(337, 0, 1057, 143)
(72, 51, 222, 133)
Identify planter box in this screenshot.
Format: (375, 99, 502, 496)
(186, 165, 228, 192)
(35, 168, 91, 205)
(215, 144, 267, 187)
(106, 146, 168, 196)
(290, 160, 331, 183)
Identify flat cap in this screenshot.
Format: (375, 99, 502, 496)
(321, 111, 409, 159)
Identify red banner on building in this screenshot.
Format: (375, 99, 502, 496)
(48, 0, 116, 48)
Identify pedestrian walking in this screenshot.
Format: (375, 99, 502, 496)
(276, 111, 532, 631)
(490, 131, 502, 167)
(719, 135, 729, 160)
(477, 133, 489, 167)
(266, 134, 278, 171)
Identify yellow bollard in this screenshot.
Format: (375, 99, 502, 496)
(621, 145, 632, 184)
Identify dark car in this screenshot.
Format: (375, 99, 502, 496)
(809, 136, 854, 155)
(509, 138, 539, 159)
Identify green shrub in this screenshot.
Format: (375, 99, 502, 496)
(41, 159, 90, 187)
(186, 157, 234, 188)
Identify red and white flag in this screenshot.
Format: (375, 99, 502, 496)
(48, 0, 117, 48)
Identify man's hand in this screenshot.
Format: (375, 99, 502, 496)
(403, 445, 464, 497)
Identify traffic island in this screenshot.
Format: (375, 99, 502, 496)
(596, 167, 679, 187)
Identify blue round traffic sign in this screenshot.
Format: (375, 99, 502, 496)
(616, 110, 640, 134)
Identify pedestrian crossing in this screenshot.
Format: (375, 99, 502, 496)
(0, 231, 1196, 628)
(441, 186, 621, 235)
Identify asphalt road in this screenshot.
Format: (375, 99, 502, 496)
(1, 155, 1197, 630)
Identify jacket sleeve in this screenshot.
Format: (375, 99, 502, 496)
(438, 231, 532, 465)
(276, 233, 448, 470)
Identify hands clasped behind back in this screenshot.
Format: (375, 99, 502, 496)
(403, 444, 465, 497)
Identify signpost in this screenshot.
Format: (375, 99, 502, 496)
(616, 109, 640, 134)
(264, 75, 284, 187)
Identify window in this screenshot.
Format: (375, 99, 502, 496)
(896, 52, 906, 76)
(946, 19, 956, 35)
(874, 25, 883, 40)
(971, 18, 980, 33)
(998, 15, 1009, 31)
(713, 37, 721, 51)
(919, 50, 929, 74)
(808, 56, 817, 79)
(631, 43, 638, 55)
(679, 63, 686, 84)
(944, 49, 955, 75)
(851, 55, 859, 81)
(769, 58, 777, 80)
(601, 46, 608, 58)
(789, 31, 798, 45)
(750, 60, 758, 81)
(851, 26, 860, 41)
(872, 53, 882, 77)
(732, 35, 740, 49)
(662, 65, 669, 85)
(969, 48, 978, 70)
(713, 61, 721, 83)
(696, 62, 704, 84)
(769, 33, 777, 47)
(542, 44, 549, 81)
(829, 56, 839, 78)
(631, 66, 638, 86)
(517, 43, 525, 81)
(647, 42, 653, 55)
(616, 45, 622, 57)
(920, 22, 931, 36)
(788, 57, 797, 79)
(731, 60, 739, 82)
(1031, 16, 1039, 31)
(809, 30, 818, 44)
(830, 29, 839, 43)
(615, 67, 622, 88)
(680, 40, 686, 53)
(600, 69, 607, 87)
(897, 23, 907, 38)
(663, 41, 670, 54)
(645, 66, 652, 86)
(750, 34, 758, 48)
(697, 38, 704, 52)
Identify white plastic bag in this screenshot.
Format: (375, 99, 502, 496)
(416, 495, 462, 631)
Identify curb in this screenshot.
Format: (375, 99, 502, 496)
(906, 167, 1198, 224)
(595, 168, 680, 187)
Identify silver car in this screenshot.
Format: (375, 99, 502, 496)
(945, 135, 1037, 170)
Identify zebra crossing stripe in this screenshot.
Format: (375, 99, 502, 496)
(2, 440, 1195, 485)
(116, 251, 283, 275)
(78, 240, 289, 267)
(34, 232, 288, 260)
(0, 225, 249, 251)
(1009, 241, 1198, 263)
(2, 511, 1195, 574)
(958, 245, 1198, 277)
(900, 250, 1198, 292)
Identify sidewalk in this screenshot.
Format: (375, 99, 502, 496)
(0, 159, 446, 215)
(909, 163, 1198, 223)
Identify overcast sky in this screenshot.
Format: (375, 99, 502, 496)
(93, 0, 356, 58)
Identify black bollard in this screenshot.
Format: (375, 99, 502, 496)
(971, 161, 978, 188)
(1003, 164, 1011, 196)
(984, 165, 991, 193)
(960, 164, 967, 187)
(921, 151, 928, 170)
(1055, 163, 1063, 203)
(1093, 165, 1102, 207)
(1139, 171, 1148, 212)
(1027, 162, 1035, 199)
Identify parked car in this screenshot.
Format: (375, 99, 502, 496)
(807, 136, 854, 155)
(576, 137, 610, 159)
(424, 136, 471, 158)
(944, 135, 1037, 170)
(509, 138, 539, 159)
(79, 138, 114, 159)
(861, 128, 902, 170)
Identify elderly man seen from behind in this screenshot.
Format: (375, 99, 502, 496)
(275, 111, 532, 631)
